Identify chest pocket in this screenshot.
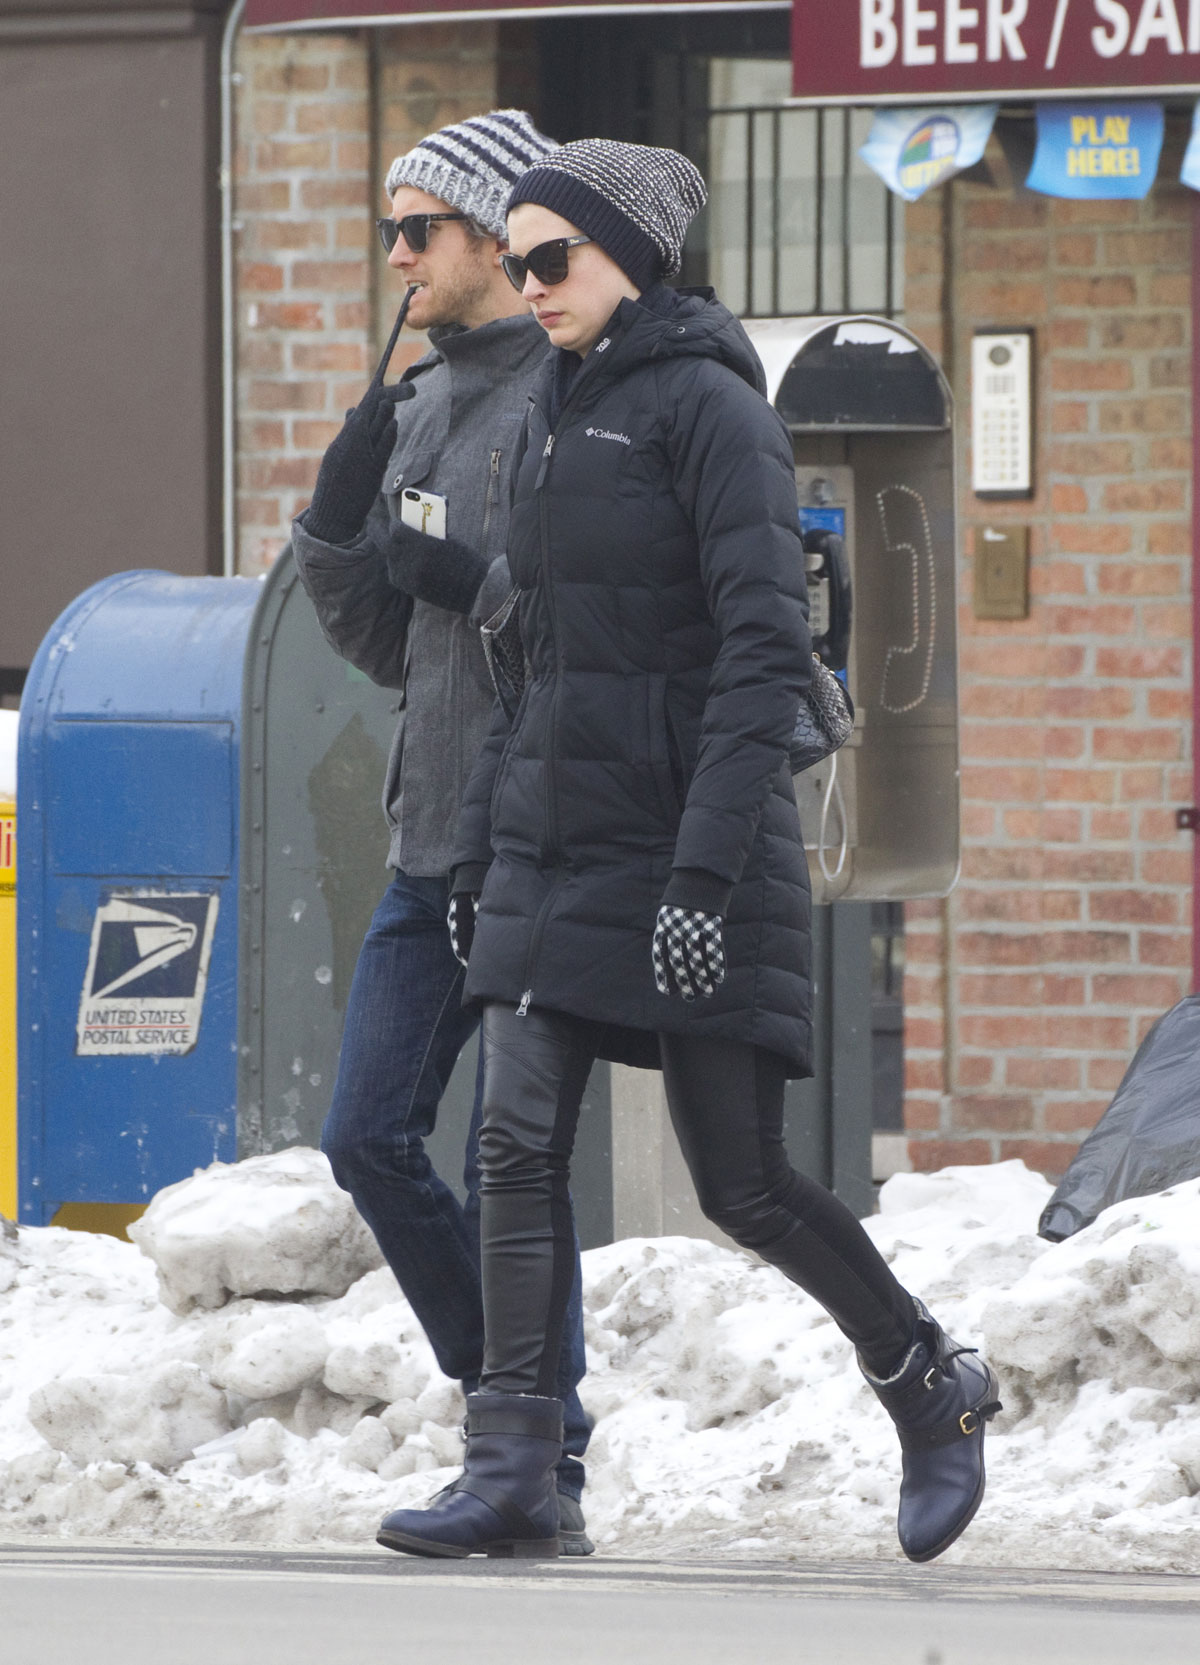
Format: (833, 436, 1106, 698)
(381, 449, 436, 530)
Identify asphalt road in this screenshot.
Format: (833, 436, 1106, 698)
(3, 1540, 1200, 1665)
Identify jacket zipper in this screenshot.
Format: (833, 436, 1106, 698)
(517, 430, 562, 1014)
(480, 448, 501, 547)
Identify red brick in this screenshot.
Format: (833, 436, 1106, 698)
(1042, 891, 1083, 921)
(300, 178, 371, 209)
(1098, 396, 1187, 434)
(1052, 358, 1132, 392)
(294, 101, 368, 136)
(1042, 1103, 1108, 1135)
(957, 972, 1045, 1005)
(956, 932, 1041, 966)
(961, 686, 1046, 722)
(954, 1096, 1035, 1133)
(1093, 972, 1187, 1007)
(909, 1139, 995, 1172)
(1138, 931, 1193, 967)
(337, 139, 371, 172)
(1044, 727, 1086, 760)
(1099, 314, 1185, 350)
(247, 379, 328, 413)
(1044, 603, 1136, 637)
(960, 1014, 1047, 1048)
(1050, 402, 1089, 435)
(1055, 199, 1139, 225)
(1149, 355, 1190, 389)
(1143, 602, 1193, 637)
(291, 341, 369, 373)
(903, 1103, 942, 1133)
(960, 279, 1048, 317)
(1044, 769, 1117, 804)
(1138, 806, 1187, 839)
(1050, 483, 1088, 514)
(255, 220, 329, 252)
(1086, 1057, 1130, 1092)
(250, 301, 325, 331)
(1053, 232, 1097, 266)
(963, 804, 998, 838)
(236, 182, 292, 212)
(1090, 808, 1134, 840)
(239, 339, 285, 373)
(292, 259, 370, 291)
(1098, 562, 1184, 596)
(291, 419, 343, 450)
(1147, 522, 1191, 555)
(1006, 1056, 1081, 1090)
(242, 455, 320, 490)
(1105, 479, 1191, 516)
(1095, 645, 1183, 677)
(1094, 727, 1182, 762)
(956, 1055, 996, 1089)
(1045, 686, 1133, 720)
(335, 301, 370, 329)
(1148, 438, 1192, 470)
(960, 765, 1044, 803)
(1054, 275, 1136, 308)
(905, 1058, 945, 1093)
(1043, 849, 1133, 883)
(1105, 229, 1190, 265)
(242, 418, 286, 449)
(1042, 930, 1132, 962)
(1141, 850, 1195, 885)
(998, 1139, 1079, 1179)
(964, 198, 1048, 230)
(256, 139, 333, 172)
(240, 261, 285, 292)
(1044, 808, 1085, 841)
(961, 723, 1045, 761)
(1051, 522, 1131, 556)
(1149, 273, 1191, 304)
(965, 237, 1047, 272)
(1048, 441, 1134, 476)
(1001, 808, 1041, 840)
(1118, 765, 1167, 800)
(1090, 890, 1180, 925)
(252, 62, 330, 93)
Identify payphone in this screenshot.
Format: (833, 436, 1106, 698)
(744, 316, 958, 905)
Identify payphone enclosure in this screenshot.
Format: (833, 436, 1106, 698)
(743, 316, 958, 906)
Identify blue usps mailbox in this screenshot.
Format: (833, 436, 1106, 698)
(17, 573, 258, 1223)
(17, 562, 403, 1227)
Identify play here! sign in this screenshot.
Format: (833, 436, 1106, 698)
(793, 0, 1200, 103)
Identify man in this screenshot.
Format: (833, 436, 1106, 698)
(289, 110, 593, 1553)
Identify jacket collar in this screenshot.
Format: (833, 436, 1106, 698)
(420, 311, 548, 379)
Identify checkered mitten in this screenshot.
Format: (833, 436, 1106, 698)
(652, 905, 726, 1001)
(448, 893, 479, 969)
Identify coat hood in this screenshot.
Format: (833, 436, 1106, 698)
(536, 284, 769, 410)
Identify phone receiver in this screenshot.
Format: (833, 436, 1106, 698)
(876, 484, 936, 715)
(803, 529, 852, 673)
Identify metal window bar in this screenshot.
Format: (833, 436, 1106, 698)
(705, 103, 902, 321)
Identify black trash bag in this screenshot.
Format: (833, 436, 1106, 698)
(1038, 994, 1200, 1242)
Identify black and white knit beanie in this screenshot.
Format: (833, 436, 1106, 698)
(507, 138, 707, 290)
(385, 110, 558, 240)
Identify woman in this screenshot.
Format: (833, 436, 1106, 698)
(377, 139, 1000, 1565)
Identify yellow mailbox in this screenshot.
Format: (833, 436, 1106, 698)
(0, 793, 14, 1221)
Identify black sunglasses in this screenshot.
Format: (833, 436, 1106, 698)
(500, 236, 593, 292)
(375, 213, 468, 254)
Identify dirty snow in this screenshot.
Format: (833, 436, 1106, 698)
(4, 1150, 1200, 1571)
(0, 708, 16, 797)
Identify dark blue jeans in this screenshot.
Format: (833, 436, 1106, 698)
(321, 869, 589, 1498)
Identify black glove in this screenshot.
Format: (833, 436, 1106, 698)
(384, 522, 489, 614)
(303, 287, 418, 546)
(652, 905, 726, 1001)
(304, 383, 411, 546)
(448, 893, 480, 969)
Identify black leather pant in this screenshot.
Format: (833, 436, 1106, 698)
(477, 1003, 918, 1396)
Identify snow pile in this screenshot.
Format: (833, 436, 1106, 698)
(0, 708, 16, 797)
(128, 1147, 382, 1314)
(6, 1152, 1200, 1569)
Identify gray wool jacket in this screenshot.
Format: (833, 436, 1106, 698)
(290, 311, 548, 876)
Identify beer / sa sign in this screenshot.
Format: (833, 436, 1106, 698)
(793, 1, 1200, 103)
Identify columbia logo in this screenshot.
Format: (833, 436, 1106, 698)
(585, 428, 632, 445)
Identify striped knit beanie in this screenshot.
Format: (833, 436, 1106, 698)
(507, 139, 707, 290)
(384, 110, 558, 240)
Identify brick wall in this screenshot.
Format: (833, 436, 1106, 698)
(903, 131, 1196, 1177)
(233, 30, 373, 574)
(233, 23, 531, 574)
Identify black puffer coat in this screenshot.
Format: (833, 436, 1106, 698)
(451, 285, 813, 1075)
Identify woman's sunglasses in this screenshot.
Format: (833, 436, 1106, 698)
(375, 213, 468, 255)
(500, 236, 593, 292)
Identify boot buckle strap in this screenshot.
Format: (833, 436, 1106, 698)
(959, 1409, 980, 1436)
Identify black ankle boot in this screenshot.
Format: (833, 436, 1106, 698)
(377, 1393, 562, 1560)
(861, 1301, 1002, 1564)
